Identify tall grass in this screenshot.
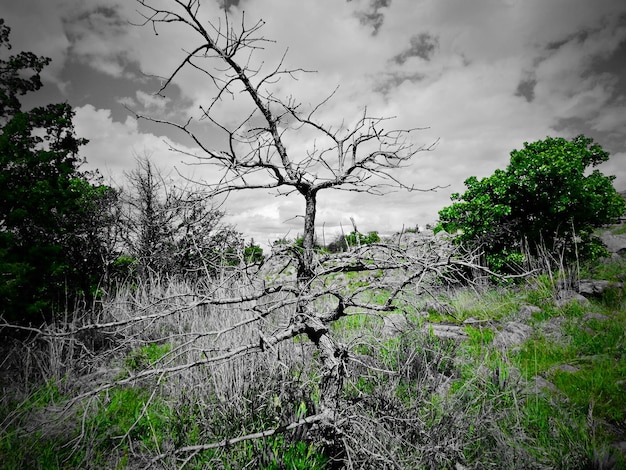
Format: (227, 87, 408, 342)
(2, 252, 625, 468)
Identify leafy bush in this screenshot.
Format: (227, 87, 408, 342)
(0, 20, 115, 324)
(437, 135, 625, 274)
(244, 241, 264, 263)
(327, 230, 380, 252)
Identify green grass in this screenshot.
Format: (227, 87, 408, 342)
(0, 381, 80, 470)
(581, 256, 626, 282)
(332, 312, 381, 333)
(552, 357, 626, 423)
(125, 342, 172, 371)
(87, 387, 173, 452)
(521, 394, 594, 466)
(444, 287, 522, 322)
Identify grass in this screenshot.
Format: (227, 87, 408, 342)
(125, 342, 173, 371)
(2, 251, 626, 468)
(612, 225, 626, 235)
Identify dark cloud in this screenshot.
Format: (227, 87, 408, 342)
(393, 33, 439, 64)
(515, 75, 536, 102)
(351, 0, 392, 35)
(62, 5, 133, 77)
(546, 29, 590, 51)
(375, 72, 425, 94)
(220, 0, 242, 11)
(585, 34, 626, 101)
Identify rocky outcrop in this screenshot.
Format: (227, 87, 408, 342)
(555, 290, 590, 307)
(381, 314, 468, 341)
(578, 279, 624, 296)
(598, 232, 626, 255)
(493, 321, 533, 351)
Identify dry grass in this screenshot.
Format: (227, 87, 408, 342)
(3, 245, 623, 469)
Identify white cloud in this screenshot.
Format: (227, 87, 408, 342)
(10, 0, 625, 243)
(74, 104, 200, 180)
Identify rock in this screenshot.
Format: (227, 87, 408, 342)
(517, 305, 542, 321)
(531, 376, 558, 394)
(427, 323, 468, 341)
(552, 364, 580, 374)
(555, 290, 590, 308)
(381, 315, 468, 341)
(582, 312, 610, 322)
(382, 314, 409, 336)
(598, 233, 626, 255)
(493, 322, 533, 350)
(538, 317, 566, 343)
(578, 279, 624, 296)
(462, 317, 495, 327)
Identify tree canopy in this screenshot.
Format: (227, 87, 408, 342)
(437, 135, 625, 273)
(0, 19, 113, 324)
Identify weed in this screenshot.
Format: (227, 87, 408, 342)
(564, 317, 624, 356)
(125, 343, 172, 371)
(87, 387, 173, 453)
(332, 313, 379, 333)
(464, 325, 494, 350)
(521, 395, 594, 466)
(581, 256, 626, 282)
(366, 289, 392, 305)
(448, 288, 520, 322)
(263, 440, 327, 469)
(610, 223, 626, 235)
(525, 274, 556, 307)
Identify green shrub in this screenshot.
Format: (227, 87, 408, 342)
(438, 135, 625, 275)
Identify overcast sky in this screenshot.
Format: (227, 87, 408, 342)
(3, 0, 626, 246)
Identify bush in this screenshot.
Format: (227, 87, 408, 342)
(327, 231, 380, 252)
(437, 135, 625, 274)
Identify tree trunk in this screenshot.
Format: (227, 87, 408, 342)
(299, 189, 317, 282)
(299, 188, 346, 465)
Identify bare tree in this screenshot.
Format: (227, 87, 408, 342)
(128, 0, 444, 463)
(121, 154, 243, 279)
(0, 7, 534, 468)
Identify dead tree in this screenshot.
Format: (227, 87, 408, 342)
(0, 6, 526, 468)
(132, 0, 439, 464)
(120, 154, 242, 279)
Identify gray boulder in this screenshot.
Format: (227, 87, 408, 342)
(578, 279, 623, 296)
(493, 321, 533, 351)
(598, 233, 626, 255)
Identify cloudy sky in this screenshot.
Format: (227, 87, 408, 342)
(3, 0, 626, 246)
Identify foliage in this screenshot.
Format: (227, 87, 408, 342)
(244, 240, 264, 263)
(0, 20, 115, 324)
(326, 230, 381, 253)
(88, 387, 173, 452)
(0, 19, 49, 120)
(437, 135, 626, 274)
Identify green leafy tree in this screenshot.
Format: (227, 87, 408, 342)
(437, 135, 625, 273)
(0, 19, 113, 324)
